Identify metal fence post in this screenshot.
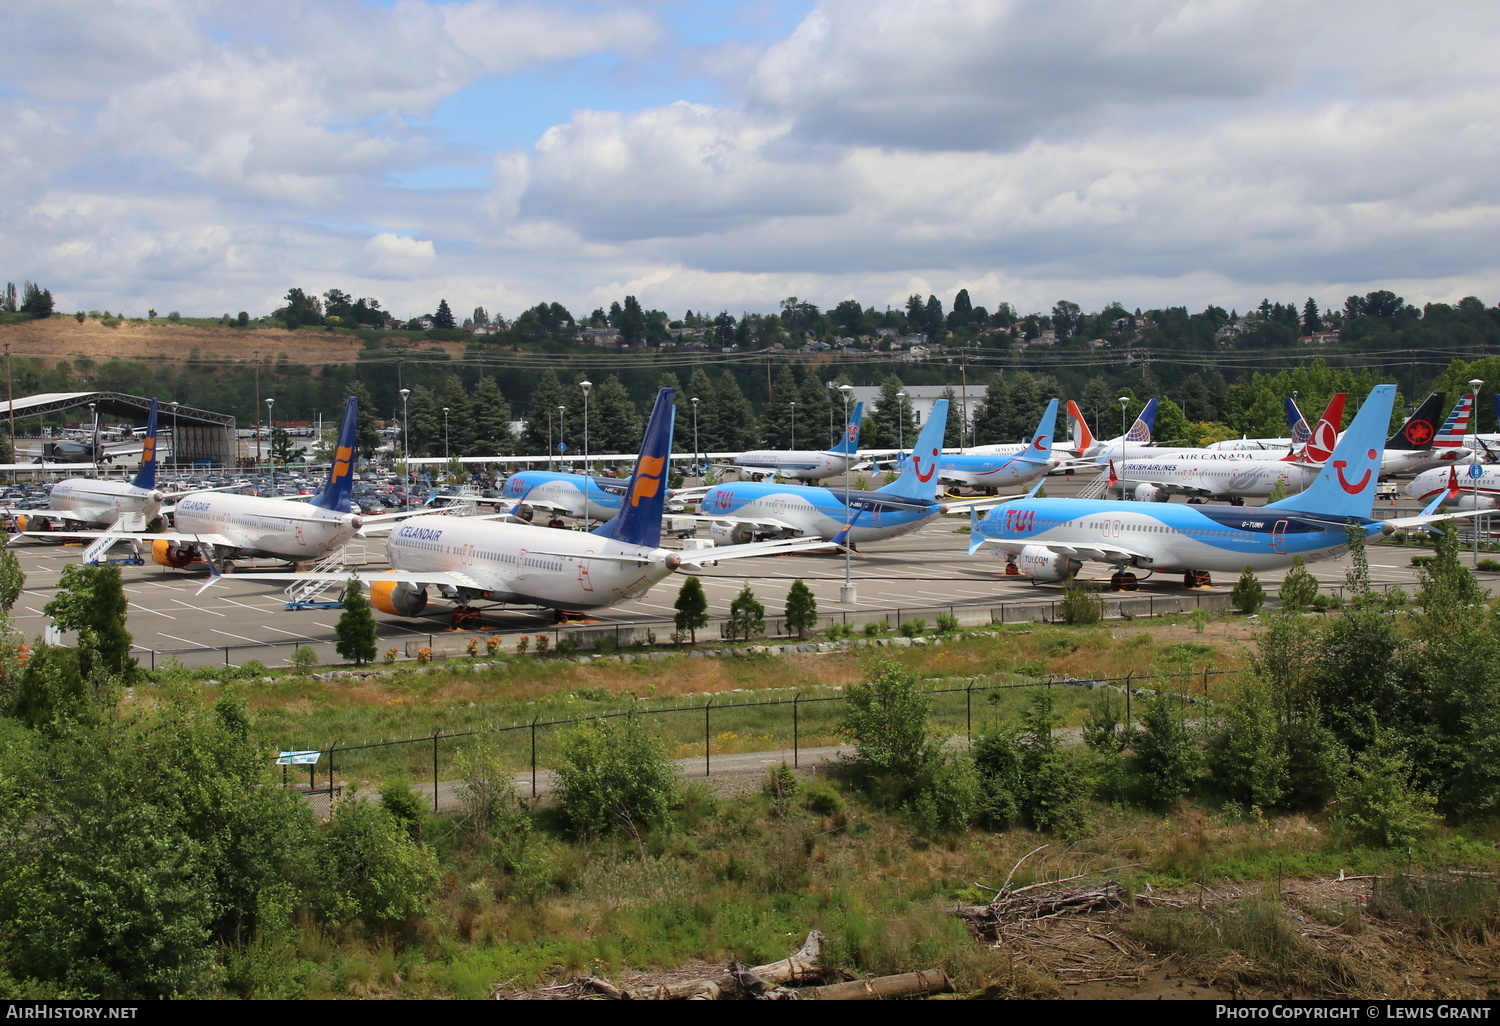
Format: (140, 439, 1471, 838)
(704, 697, 713, 777)
(793, 692, 801, 769)
(966, 678, 974, 739)
(530, 714, 539, 799)
(432, 734, 439, 813)
(1125, 672, 1132, 732)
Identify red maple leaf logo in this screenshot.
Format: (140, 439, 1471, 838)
(1405, 419, 1434, 445)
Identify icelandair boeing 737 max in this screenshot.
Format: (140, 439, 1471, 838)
(970, 385, 1463, 587)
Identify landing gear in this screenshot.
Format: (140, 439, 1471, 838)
(1184, 569, 1212, 588)
(554, 609, 588, 624)
(1109, 570, 1139, 591)
(451, 605, 482, 630)
(220, 560, 236, 575)
(1004, 556, 1021, 576)
(1230, 497, 1245, 507)
(548, 517, 567, 530)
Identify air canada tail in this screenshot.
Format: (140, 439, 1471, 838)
(592, 388, 674, 547)
(130, 398, 160, 491)
(1269, 384, 1395, 518)
(1294, 392, 1347, 464)
(311, 396, 359, 513)
(1065, 399, 1094, 456)
(876, 399, 949, 501)
(1285, 397, 1311, 449)
(826, 401, 864, 456)
(1388, 392, 1444, 451)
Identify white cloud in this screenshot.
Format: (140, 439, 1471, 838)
(359, 233, 437, 279)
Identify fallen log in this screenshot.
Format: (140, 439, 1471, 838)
(639, 930, 826, 1000)
(798, 970, 953, 1001)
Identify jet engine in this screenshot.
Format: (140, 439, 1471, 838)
(371, 580, 429, 617)
(709, 521, 755, 546)
(151, 540, 196, 568)
(1442, 492, 1500, 512)
(1017, 545, 1082, 581)
(1134, 483, 1170, 502)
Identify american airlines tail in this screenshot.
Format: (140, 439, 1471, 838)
(825, 401, 864, 456)
(1433, 393, 1475, 450)
(1269, 384, 1395, 519)
(878, 399, 949, 501)
(1065, 400, 1094, 456)
(1293, 393, 1347, 465)
(130, 398, 160, 491)
(591, 387, 675, 548)
(310, 396, 359, 514)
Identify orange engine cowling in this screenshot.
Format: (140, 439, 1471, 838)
(371, 579, 428, 617)
(151, 539, 197, 568)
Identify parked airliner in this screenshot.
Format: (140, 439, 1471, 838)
(695, 400, 952, 546)
(216, 389, 832, 621)
(970, 385, 1457, 587)
(936, 400, 1058, 493)
(727, 402, 863, 481)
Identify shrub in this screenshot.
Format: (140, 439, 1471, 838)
(762, 762, 801, 816)
(534, 634, 549, 654)
(1131, 692, 1200, 809)
(1333, 733, 1439, 848)
(898, 618, 927, 637)
(1477, 559, 1500, 573)
(727, 584, 765, 641)
(1231, 565, 1265, 614)
(515, 636, 529, 654)
(378, 780, 425, 841)
(465, 638, 480, 658)
(383, 647, 399, 665)
(839, 661, 938, 795)
(906, 755, 982, 836)
(1058, 575, 1105, 624)
(863, 620, 890, 637)
(1278, 556, 1319, 610)
(318, 798, 438, 929)
(485, 637, 501, 657)
(935, 612, 960, 633)
(290, 646, 317, 672)
(824, 622, 854, 641)
(556, 715, 678, 838)
(415, 647, 432, 664)
(1309, 593, 1342, 612)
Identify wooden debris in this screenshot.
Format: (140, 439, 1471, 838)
(798, 970, 954, 1001)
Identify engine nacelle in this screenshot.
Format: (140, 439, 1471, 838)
(1134, 483, 1170, 502)
(512, 503, 535, 523)
(1017, 545, 1083, 581)
(371, 580, 429, 617)
(151, 540, 196, 568)
(709, 520, 755, 546)
(1444, 493, 1499, 511)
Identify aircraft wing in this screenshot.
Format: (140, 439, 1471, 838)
(197, 568, 488, 596)
(971, 534, 1149, 566)
(671, 536, 840, 568)
(675, 513, 805, 536)
(3, 508, 95, 526)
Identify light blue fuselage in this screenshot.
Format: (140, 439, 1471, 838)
(702, 482, 939, 544)
(505, 471, 623, 522)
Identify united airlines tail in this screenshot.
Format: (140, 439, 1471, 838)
(1285, 397, 1311, 449)
(825, 401, 864, 456)
(1269, 384, 1395, 518)
(130, 398, 160, 491)
(1388, 392, 1445, 451)
(876, 399, 949, 501)
(592, 387, 674, 547)
(1126, 398, 1158, 444)
(310, 396, 359, 513)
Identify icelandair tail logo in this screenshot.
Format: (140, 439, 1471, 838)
(629, 455, 666, 507)
(331, 444, 354, 482)
(141, 437, 156, 463)
(1334, 449, 1378, 493)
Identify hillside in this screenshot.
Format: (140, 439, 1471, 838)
(0, 317, 471, 368)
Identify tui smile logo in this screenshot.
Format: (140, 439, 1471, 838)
(914, 447, 939, 482)
(1333, 449, 1377, 493)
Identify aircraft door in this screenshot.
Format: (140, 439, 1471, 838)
(578, 549, 594, 592)
(1270, 520, 1288, 554)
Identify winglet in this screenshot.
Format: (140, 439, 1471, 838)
(130, 398, 160, 491)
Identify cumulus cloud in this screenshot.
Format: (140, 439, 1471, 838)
(359, 233, 437, 279)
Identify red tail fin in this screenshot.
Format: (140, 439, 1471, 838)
(1297, 392, 1348, 464)
(1066, 399, 1095, 455)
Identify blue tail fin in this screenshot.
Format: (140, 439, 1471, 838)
(1125, 398, 1158, 443)
(311, 396, 359, 513)
(1016, 399, 1060, 464)
(1268, 385, 1396, 517)
(592, 388, 674, 547)
(826, 401, 864, 456)
(878, 399, 949, 500)
(130, 398, 160, 491)
(1285, 397, 1311, 448)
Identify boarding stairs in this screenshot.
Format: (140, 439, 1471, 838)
(283, 547, 354, 609)
(82, 513, 147, 566)
(1074, 469, 1112, 500)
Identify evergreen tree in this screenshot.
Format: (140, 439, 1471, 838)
(432, 299, 456, 330)
(727, 583, 765, 641)
(468, 376, 513, 457)
(673, 576, 709, 643)
(784, 579, 818, 639)
(347, 382, 382, 461)
(521, 369, 568, 458)
(437, 375, 475, 459)
(588, 375, 642, 456)
(43, 563, 136, 682)
(0, 548, 22, 611)
(1231, 565, 1265, 614)
(404, 384, 440, 457)
(1130, 691, 1199, 808)
(711, 372, 757, 452)
(19, 281, 54, 318)
(335, 580, 377, 666)
(1278, 556, 1319, 610)
(864, 375, 914, 451)
(758, 365, 799, 449)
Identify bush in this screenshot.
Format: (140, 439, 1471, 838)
(1309, 593, 1343, 612)
(839, 661, 938, 796)
(379, 780, 426, 841)
(317, 798, 439, 928)
(290, 646, 317, 672)
(1058, 575, 1105, 624)
(863, 620, 890, 637)
(906, 755, 982, 836)
(1278, 556, 1319, 610)
(825, 622, 854, 641)
(1333, 734, 1439, 848)
(935, 612, 960, 633)
(727, 584, 766, 641)
(556, 715, 678, 838)
(1477, 559, 1500, 573)
(898, 618, 927, 637)
(1231, 565, 1265, 614)
(1131, 692, 1200, 809)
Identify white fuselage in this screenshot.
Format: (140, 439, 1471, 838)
(173, 492, 360, 560)
(1113, 452, 1317, 500)
(386, 515, 675, 610)
(731, 450, 858, 482)
(49, 479, 164, 527)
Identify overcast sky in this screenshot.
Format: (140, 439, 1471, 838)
(2, 0, 1496, 323)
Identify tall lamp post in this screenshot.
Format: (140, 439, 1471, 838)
(546, 407, 554, 471)
(169, 400, 179, 469)
(557, 406, 566, 470)
(789, 401, 796, 450)
(839, 384, 857, 604)
(265, 398, 275, 494)
(441, 406, 450, 465)
(690, 397, 700, 480)
(579, 380, 592, 530)
(1118, 396, 1130, 500)
(896, 391, 907, 457)
(88, 402, 98, 473)
(1471, 378, 1484, 565)
(399, 387, 411, 511)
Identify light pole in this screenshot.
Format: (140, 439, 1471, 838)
(441, 406, 450, 464)
(896, 391, 907, 457)
(690, 397, 700, 480)
(1118, 396, 1130, 499)
(557, 405, 566, 470)
(789, 401, 796, 450)
(169, 400, 179, 469)
(399, 387, 411, 510)
(839, 384, 856, 604)
(88, 402, 97, 473)
(580, 380, 592, 530)
(265, 397, 275, 493)
(1471, 378, 1484, 565)
(546, 407, 554, 471)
